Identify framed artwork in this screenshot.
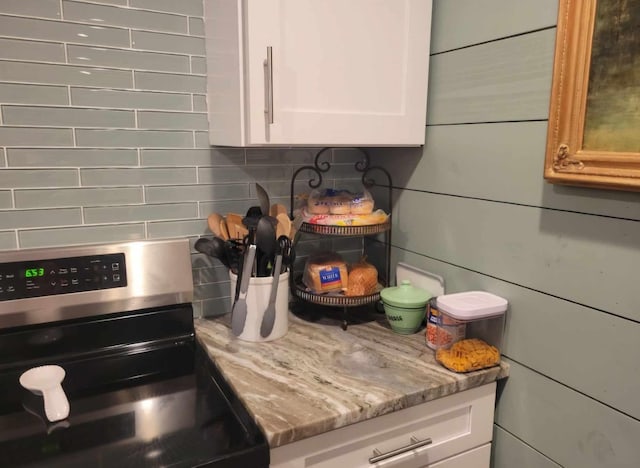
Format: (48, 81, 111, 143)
(544, 0, 640, 191)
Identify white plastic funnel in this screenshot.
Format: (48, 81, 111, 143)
(19, 365, 70, 422)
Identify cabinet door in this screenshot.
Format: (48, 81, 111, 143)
(244, 0, 432, 146)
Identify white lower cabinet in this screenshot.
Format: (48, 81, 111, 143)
(270, 382, 496, 468)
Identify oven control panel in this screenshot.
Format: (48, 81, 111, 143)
(0, 253, 127, 301)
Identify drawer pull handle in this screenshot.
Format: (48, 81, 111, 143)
(369, 436, 433, 464)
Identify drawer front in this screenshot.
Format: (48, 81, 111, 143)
(271, 382, 496, 468)
(429, 443, 491, 468)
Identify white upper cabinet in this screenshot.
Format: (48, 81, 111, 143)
(204, 0, 432, 147)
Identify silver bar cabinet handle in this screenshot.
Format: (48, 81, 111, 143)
(263, 46, 274, 125)
(369, 436, 432, 464)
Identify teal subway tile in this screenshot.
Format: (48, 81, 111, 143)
(80, 167, 196, 186)
(147, 219, 207, 238)
(3, 106, 135, 128)
(258, 179, 306, 199)
(198, 200, 255, 218)
(332, 148, 369, 164)
(320, 163, 365, 179)
(75, 129, 193, 147)
(0, 208, 81, 229)
(0, 83, 68, 105)
(0, 16, 129, 48)
(194, 131, 209, 147)
(200, 297, 231, 318)
(246, 148, 317, 165)
(137, 111, 208, 130)
(0, 191, 12, 209)
(7, 148, 138, 167)
(0, 61, 133, 88)
(84, 202, 197, 223)
(129, 0, 202, 17)
(67, 45, 190, 73)
(191, 301, 202, 318)
(145, 183, 249, 203)
(0, 38, 65, 63)
(132, 30, 205, 55)
(18, 223, 145, 248)
(62, 1, 187, 33)
(192, 95, 207, 112)
(190, 56, 206, 75)
(197, 165, 291, 184)
(134, 71, 205, 93)
(71, 88, 191, 111)
(0, 127, 73, 146)
(188, 17, 205, 36)
(15, 187, 143, 208)
(141, 148, 244, 166)
(191, 268, 200, 285)
(1, 0, 61, 19)
(0, 231, 17, 250)
(0, 169, 78, 188)
(197, 264, 230, 284)
(194, 281, 229, 303)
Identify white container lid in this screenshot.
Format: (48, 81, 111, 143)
(436, 291, 507, 320)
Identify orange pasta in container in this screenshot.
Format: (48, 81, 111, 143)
(436, 339, 501, 372)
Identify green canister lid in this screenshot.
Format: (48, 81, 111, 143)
(380, 280, 431, 307)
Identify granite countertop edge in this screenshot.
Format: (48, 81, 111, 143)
(194, 314, 509, 448)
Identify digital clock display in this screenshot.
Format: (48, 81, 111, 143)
(24, 268, 45, 278)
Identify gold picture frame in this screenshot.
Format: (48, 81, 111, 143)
(544, 0, 640, 191)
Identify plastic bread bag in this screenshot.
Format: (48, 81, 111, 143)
(302, 251, 348, 294)
(306, 188, 376, 215)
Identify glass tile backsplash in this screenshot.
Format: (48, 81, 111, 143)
(0, 0, 357, 316)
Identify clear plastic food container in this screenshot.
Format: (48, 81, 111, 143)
(427, 291, 508, 372)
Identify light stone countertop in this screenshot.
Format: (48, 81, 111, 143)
(194, 313, 509, 448)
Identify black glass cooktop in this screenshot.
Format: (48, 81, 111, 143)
(0, 306, 268, 468)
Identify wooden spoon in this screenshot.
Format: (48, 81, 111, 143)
(275, 213, 292, 239)
(226, 213, 248, 240)
(219, 218, 230, 240)
(270, 203, 287, 218)
(207, 213, 225, 237)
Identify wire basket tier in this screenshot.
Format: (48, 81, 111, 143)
(292, 275, 383, 307)
(297, 221, 390, 237)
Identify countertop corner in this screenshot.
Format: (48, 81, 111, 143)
(195, 313, 509, 448)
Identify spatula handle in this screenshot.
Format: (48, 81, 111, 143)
(260, 253, 282, 338)
(231, 244, 256, 336)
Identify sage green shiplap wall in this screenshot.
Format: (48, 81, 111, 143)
(372, 1, 640, 467)
(0, 0, 356, 317)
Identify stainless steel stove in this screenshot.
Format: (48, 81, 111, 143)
(0, 239, 268, 467)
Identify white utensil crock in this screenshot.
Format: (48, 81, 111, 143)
(229, 271, 289, 342)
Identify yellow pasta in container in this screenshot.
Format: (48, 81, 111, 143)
(436, 338, 500, 373)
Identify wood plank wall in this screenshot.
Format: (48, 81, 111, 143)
(371, 1, 640, 466)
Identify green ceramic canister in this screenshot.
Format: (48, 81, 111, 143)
(380, 280, 431, 334)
